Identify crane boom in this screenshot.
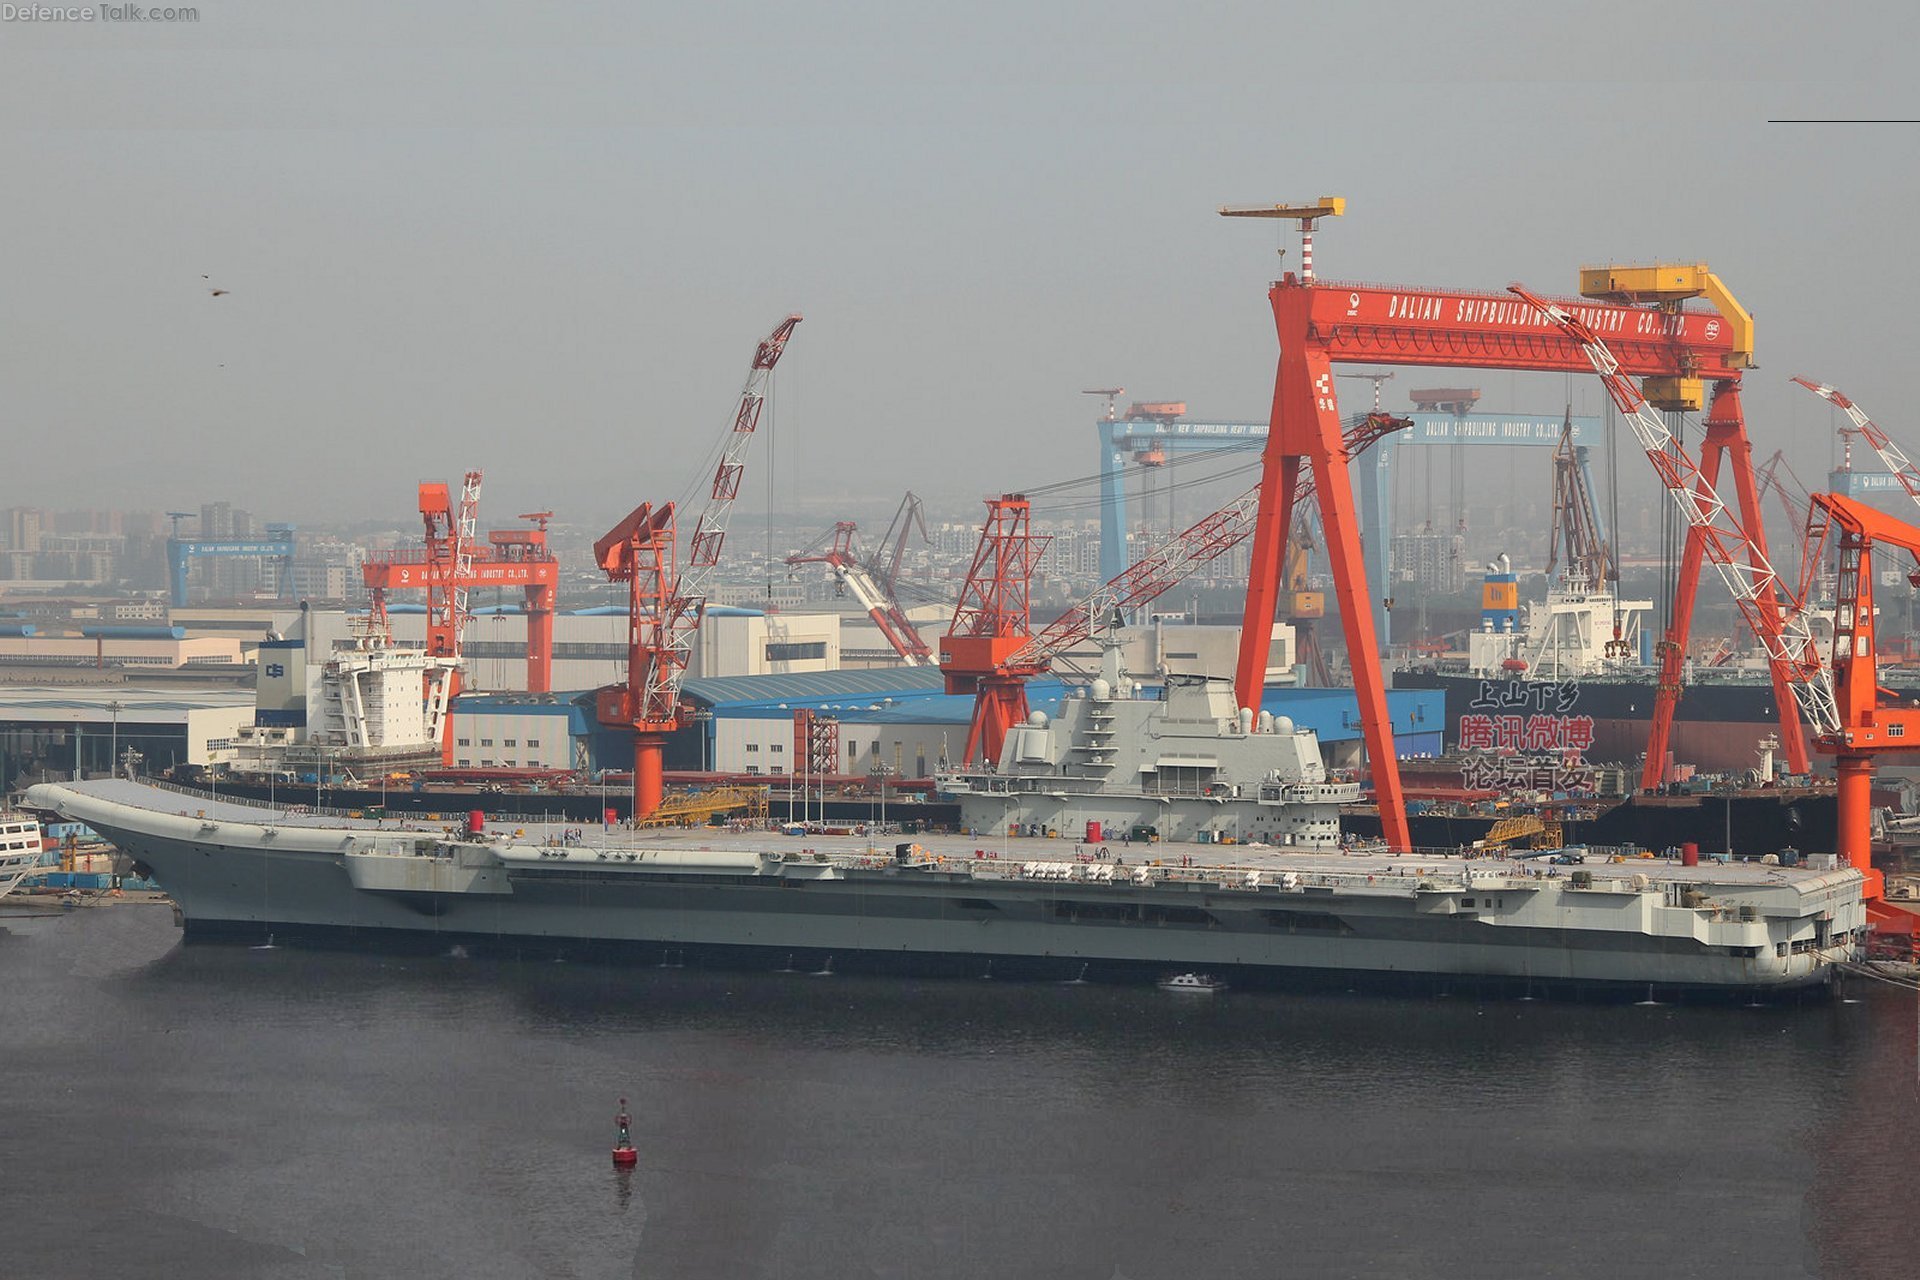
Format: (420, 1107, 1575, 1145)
(671, 314, 803, 691)
(1791, 378, 1920, 516)
(870, 491, 929, 596)
(1511, 285, 1839, 740)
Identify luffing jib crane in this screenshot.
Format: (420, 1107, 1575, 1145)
(939, 413, 1409, 767)
(594, 502, 679, 817)
(1801, 492, 1920, 911)
(596, 314, 801, 818)
(785, 521, 933, 665)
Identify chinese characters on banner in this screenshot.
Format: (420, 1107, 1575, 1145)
(1457, 679, 1597, 794)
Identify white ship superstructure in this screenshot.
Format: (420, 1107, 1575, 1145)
(1467, 560, 1653, 682)
(0, 812, 44, 902)
(228, 610, 456, 775)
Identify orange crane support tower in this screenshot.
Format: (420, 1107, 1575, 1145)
(593, 502, 678, 819)
(940, 495, 1051, 766)
(1802, 492, 1918, 901)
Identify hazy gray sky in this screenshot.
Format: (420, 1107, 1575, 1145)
(4, 2, 1917, 531)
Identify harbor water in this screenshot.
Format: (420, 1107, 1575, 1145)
(2, 904, 1916, 1279)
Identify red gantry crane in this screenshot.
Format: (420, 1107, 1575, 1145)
(597, 314, 802, 818)
(363, 505, 562, 695)
(1218, 202, 1774, 843)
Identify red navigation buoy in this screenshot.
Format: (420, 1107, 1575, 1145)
(611, 1095, 636, 1167)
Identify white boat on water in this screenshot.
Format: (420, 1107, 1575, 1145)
(1158, 972, 1226, 994)
(0, 811, 45, 902)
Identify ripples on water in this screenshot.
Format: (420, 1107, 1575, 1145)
(1, 906, 1915, 1279)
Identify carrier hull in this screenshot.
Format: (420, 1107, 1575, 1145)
(25, 780, 1867, 999)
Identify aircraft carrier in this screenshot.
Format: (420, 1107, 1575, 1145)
(25, 774, 1868, 999)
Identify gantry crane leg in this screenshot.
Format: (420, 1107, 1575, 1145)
(1237, 311, 1410, 851)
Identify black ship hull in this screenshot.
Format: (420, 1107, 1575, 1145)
(1392, 668, 1790, 775)
(1342, 789, 1837, 857)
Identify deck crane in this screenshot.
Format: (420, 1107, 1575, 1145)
(1509, 285, 1839, 762)
(939, 412, 1410, 765)
(785, 521, 933, 665)
(596, 314, 802, 819)
(1792, 378, 1920, 515)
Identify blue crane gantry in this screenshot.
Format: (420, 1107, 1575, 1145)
(165, 520, 297, 606)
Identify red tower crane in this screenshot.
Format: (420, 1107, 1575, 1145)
(414, 472, 481, 764)
(1218, 205, 1773, 841)
(1801, 491, 1919, 901)
(596, 314, 802, 818)
(593, 502, 679, 818)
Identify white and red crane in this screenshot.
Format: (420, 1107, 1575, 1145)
(785, 521, 934, 666)
(1792, 378, 1920, 516)
(596, 315, 801, 818)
